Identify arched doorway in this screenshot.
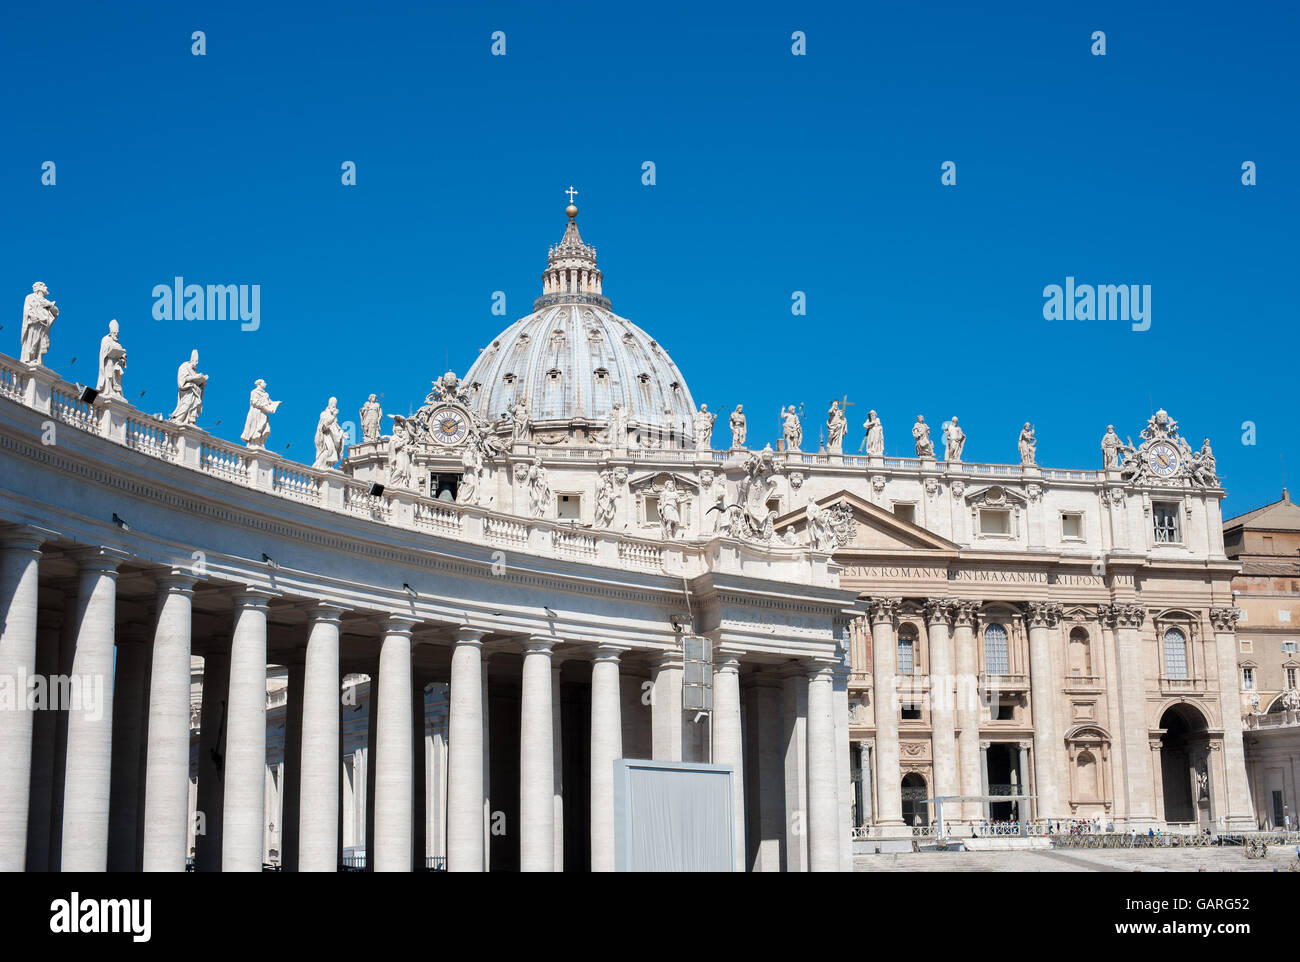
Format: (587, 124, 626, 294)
(901, 773, 929, 828)
(1158, 703, 1210, 827)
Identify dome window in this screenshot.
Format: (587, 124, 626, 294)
(594, 368, 610, 384)
(637, 373, 650, 385)
(503, 373, 516, 386)
(623, 333, 636, 345)
(547, 369, 562, 383)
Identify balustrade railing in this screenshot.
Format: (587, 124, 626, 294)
(201, 442, 249, 483)
(484, 515, 528, 546)
(552, 527, 597, 559)
(273, 465, 321, 504)
(0, 362, 24, 401)
(50, 386, 97, 432)
(413, 501, 462, 535)
(344, 482, 390, 520)
(618, 539, 663, 569)
(125, 416, 177, 461)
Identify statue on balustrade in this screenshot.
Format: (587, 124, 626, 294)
(169, 349, 208, 426)
(729, 404, 747, 449)
(693, 404, 716, 452)
(781, 405, 802, 452)
(1190, 438, 1218, 487)
(20, 282, 58, 366)
(826, 402, 847, 454)
(387, 414, 413, 488)
(95, 319, 128, 401)
(457, 443, 481, 505)
(1018, 422, 1037, 466)
(863, 410, 884, 456)
(360, 394, 383, 442)
(526, 457, 550, 518)
(912, 415, 934, 458)
(510, 395, 531, 441)
(605, 400, 628, 448)
(1100, 424, 1122, 469)
(240, 379, 281, 450)
(943, 416, 966, 462)
(313, 397, 346, 469)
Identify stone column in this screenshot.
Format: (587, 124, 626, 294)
(47, 590, 79, 867)
(60, 549, 122, 872)
(712, 647, 745, 871)
(831, 659, 853, 871)
(868, 597, 903, 827)
(481, 654, 492, 870)
(979, 742, 991, 820)
(374, 616, 416, 872)
(652, 649, 684, 762)
(26, 602, 63, 871)
(1017, 742, 1033, 822)
(141, 575, 195, 872)
(552, 660, 564, 871)
(0, 530, 46, 871)
(299, 605, 343, 872)
(1210, 607, 1259, 829)
(924, 599, 959, 803)
(781, 667, 809, 871)
(806, 661, 838, 871)
(412, 681, 427, 868)
(1103, 603, 1156, 827)
(280, 658, 304, 871)
(447, 626, 487, 871)
(858, 741, 873, 825)
(107, 628, 149, 871)
(589, 644, 626, 872)
(221, 590, 272, 871)
(952, 600, 983, 821)
(1025, 601, 1063, 819)
(194, 644, 229, 872)
(745, 674, 785, 872)
(520, 637, 555, 872)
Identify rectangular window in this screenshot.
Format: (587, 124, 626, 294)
(1152, 502, 1181, 543)
(1289, 667, 1297, 689)
(1163, 631, 1189, 679)
(993, 701, 1016, 721)
(892, 503, 916, 525)
(1061, 512, 1083, 540)
(900, 703, 922, 721)
(980, 509, 1012, 536)
(984, 627, 1010, 675)
(1283, 641, 1298, 654)
(897, 639, 915, 675)
(1239, 639, 1253, 653)
(1281, 610, 1293, 623)
(644, 495, 659, 523)
(1242, 667, 1256, 690)
(556, 494, 581, 520)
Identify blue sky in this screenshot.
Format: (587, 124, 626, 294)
(3, 0, 1296, 517)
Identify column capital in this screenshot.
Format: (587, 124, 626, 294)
(1024, 600, 1063, 629)
(0, 523, 58, 552)
(155, 570, 197, 594)
(299, 600, 352, 624)
(524, 636, 555, 655)
(714, 648, 743, 672)
(227, 586, 278, 610)
(382, 614, 421, 636)
(68, 544, 129, 574)
(806, 658, 837, 682)
(866, 597, 901, 626)
(923, 597, 958, 627)
(1099, 602, 1146, 629)
(653, 647, 684, 670)
(454, 625, 491, 646)
(951, 599, 983, 627)
(592, 643, 631, 663)
(1209, 606, 1242, 632)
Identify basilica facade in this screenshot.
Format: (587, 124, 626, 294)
(0, 200, 1257, 874)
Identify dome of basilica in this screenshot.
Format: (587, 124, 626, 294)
(462, 205, 700, 447)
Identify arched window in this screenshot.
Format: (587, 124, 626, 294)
(984, 624, 1009, 675)
(1163, 627, 1189, 679)
(897, 624, 917, 675)
(1068, 626, 1092, 677)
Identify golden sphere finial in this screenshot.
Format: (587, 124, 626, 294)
(565, 203, 579, 220)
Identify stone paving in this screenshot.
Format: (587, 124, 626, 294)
(854, 846, 1300, 872)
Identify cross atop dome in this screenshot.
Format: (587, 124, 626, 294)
(536, 189, 609, 310)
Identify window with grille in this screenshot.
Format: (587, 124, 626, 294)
(1163, 627, 1189, 678)
(1242, 667, 1255, 690)
(1152, 502, 1180, 543)
(984, 624, 1009, 674)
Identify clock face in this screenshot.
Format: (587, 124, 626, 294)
(430, 406, 469, 446)
(1147, 441, 1181, 477)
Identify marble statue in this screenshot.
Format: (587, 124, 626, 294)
(1018, 422, 1037, 466)
(912, 415, 934, 458)
(826, 402, 847, 454)
(1190, 438, 1218, 487)
(781, 405, 802, 452)
(729, 404, 747, 449)
(457, 444, 481, 504)
(943, 417, 966, 462)
(241, 379, 281, 450)
(1101, 425, 1122, 469)
(806, 501, 837, 552)
(1246, 691, 1262, 715)
(595, 469, 617, 527)
(1283, 688, 1300, 711)
(1196, 766, 1209, 801)
(20, 282, 58, 366)
(526, 458, 550, 518)
(169, 350, 208, 426)
(96, 320, 127, 400)
(606, 401, 628, 448)
(510, 396, 531, 441)
(863, 410, 883, 456)
(693, 404, 716, 452)
(313, 397, 346, 469)
(360, 394, 383, 442)
(659, 478, 682, 539)
(387, 415, 413, 488)
(738, 447, 781, 541)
